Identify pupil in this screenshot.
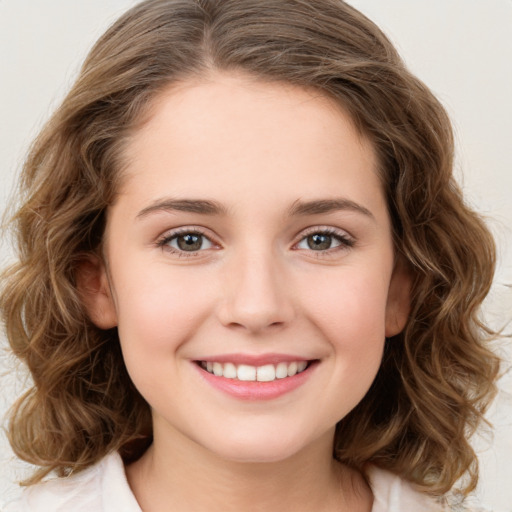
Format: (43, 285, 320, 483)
(178, 234, 202, 251)
(308, 234, 331, 250)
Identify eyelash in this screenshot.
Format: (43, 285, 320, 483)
(295, 227, 355, 255)
(156, 227, 355, 258)
(156, 227, 214, 257)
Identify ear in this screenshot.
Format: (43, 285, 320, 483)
(385, 255, 413, 337)
(76, 254, 118, 329)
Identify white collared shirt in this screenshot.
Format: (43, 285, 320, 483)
(3, 452, 445, 511)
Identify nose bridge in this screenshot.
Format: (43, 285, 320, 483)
(217, 242, 294, 332)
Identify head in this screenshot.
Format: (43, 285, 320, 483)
(1, 0, 499, 496)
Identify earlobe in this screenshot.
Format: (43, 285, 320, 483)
(385, 256, 413, 337)
(76, 254, 118, 329)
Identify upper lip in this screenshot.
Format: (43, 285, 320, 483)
(194, 353, 315, 366)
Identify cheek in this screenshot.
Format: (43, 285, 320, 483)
(112, 262, 212, 366)
(298, 268, 389, 398)
(113, 274, 215, 407)
(302, 268, 389, 342)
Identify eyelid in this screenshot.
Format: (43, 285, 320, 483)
(156, 226, 221, 255)
(292, 225, 355, 252)
(298, 225, 353, 238)
(154, 224, 354, 257)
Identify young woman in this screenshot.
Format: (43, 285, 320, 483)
(1, 1, 500, 510)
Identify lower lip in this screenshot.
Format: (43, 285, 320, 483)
(194, 362, 317, 400)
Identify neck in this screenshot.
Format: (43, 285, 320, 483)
(125, 425, 372, 512)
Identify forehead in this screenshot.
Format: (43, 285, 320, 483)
(127, 73, 372, 155)
(116, 73, 384, 218)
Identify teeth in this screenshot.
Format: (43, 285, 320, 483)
(200, 360, 309, 381)
(275, 362, 288, 379)
(223, 362, 237, 379)
(213, 362, 223, 376)
(257, 364, 275, 382)
(297, 361, 307, 373)
(237, 364, 257, 381)
(287, 362, 298, 377)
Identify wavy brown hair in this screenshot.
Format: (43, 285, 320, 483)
(1, 0, 499, 497)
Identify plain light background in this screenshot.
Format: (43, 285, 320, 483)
(1, 1, 511, 510)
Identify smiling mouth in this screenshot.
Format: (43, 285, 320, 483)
(197, 360, 312, 382)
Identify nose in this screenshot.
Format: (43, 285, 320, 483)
(216, 248, 295, 333)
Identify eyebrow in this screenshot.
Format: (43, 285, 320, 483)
(288, 198, 375, 220)
(136, 198, 227, 219)
(136, 197, 374, 221)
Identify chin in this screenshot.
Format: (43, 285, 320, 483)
(201, 428, 323, 465)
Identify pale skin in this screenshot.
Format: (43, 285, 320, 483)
(79, 72, 411, 511)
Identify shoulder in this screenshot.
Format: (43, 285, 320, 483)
(2, 452, 141, 512)
(366, 466, 447, 512)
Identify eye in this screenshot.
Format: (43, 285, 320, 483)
(158, 230, 214, 254)
(295, 229, 354, 252)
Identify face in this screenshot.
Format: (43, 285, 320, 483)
(82, 72, 410, 464)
